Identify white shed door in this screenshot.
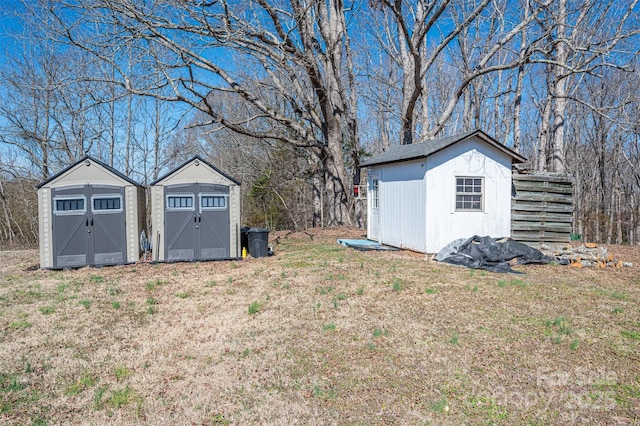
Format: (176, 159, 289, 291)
(369, 177, 380, 241)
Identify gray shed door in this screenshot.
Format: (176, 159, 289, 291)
(165, 183, 230, 261)
(51, 185, 126, 268)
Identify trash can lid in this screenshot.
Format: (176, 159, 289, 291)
(247, 228, 270, 233)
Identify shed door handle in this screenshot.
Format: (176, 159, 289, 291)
(90, 218, 93, 226)
(194, 215, 197, 223)
(86, 218, 89, 226)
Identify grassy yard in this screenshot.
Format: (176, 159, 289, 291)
(1, 228, 639, 425)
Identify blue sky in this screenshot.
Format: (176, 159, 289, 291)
(0, 2, 27, 63)
(1, 0, 639, 175)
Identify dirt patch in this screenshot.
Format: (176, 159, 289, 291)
(1, 232, 639, 424)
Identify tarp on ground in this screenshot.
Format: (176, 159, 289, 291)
(434, 235, 561, 273)
(337, 239, 398, 251)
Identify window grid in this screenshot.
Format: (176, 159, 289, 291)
(456, 177, 483, 211)
(55, 198, 85, 213)
(371, 180, 379, 209)
(93, 197, 121, 211)
(168, 196, 194, 209)
(201, 195, 226, 209)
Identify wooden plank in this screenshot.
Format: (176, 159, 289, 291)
(515, 196, 573, 205)
(512, 221, 572, 229)
(514, 189, 573, 197)
(511, 220, 572, 229)
(513, 179, 572, 186)
(513, 223, 567, 230)
(511, 197, 573, 207)
(514, 193, 573, 203)
(512, 211, 573, 218)
(512, 214, 573, 221)
(517, 240, 569, 248)
(512, 223, 572, 230)
(511, 233, 570, 243)
(511, 224, 572, 233)
(514, 184, 574, 195)
(513, 181, 573, 191)
(512, 199, 573, 206)
(512, 174, 574, 184)
(512, 202, 574, 213)
(511, 213, 573, 223)
(515, 236, 570, 242)
(514, 189, 574, 198)
(510, 173, 574, 245)
(511, 229, 571, 237)
(512, 175, 573, 183)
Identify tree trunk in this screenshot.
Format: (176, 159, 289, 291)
(551, 0, 567, 173)
(109, 78, 116, 167)
(615, 187, 622, 244)
(323, 135, 351, 226)
(512, 0, 529, 153)
(513, 63, 524, 153)
(607, 182, 615, 244)
(574, 168, 582, 239)
(311, 156, 323, 228)
(400, 46, 419, 145)
(463, 86, 471, 131)
(153, 97, 161, 181)
(536, 92, 552, 172)
(42, 82, 51, 180)
(125, 92, 132, 175)
(0, 180, 15, 244)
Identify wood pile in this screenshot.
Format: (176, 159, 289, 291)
(540, 243, 633, 268)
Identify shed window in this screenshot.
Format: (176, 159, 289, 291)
(456, 177, 483, 211)
(201, 195, 226, 209)
(168, 196, 194, 209)
(371, 179, 379, 209)
(93, 197, 121, 211)
(55, 198, 85, 213)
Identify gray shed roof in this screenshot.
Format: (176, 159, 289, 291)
(36, 155, 143, 189)
(151, 155, 240, 186)
(360, 129, 526, 168)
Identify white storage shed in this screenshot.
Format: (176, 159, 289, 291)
(37, 156, 146, 268)
(360, 129, 526, 254)
(150, 156, 241, 261)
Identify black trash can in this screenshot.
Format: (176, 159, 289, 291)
(247, 228, 269, 258)
(240, 227, 251, 253)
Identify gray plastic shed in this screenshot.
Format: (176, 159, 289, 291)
(37, 156, 146, 269)
(150, 156, 241, 261)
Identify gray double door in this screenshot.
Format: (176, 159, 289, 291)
(164, 183, 230, 261)
(51, 185, 126, 268)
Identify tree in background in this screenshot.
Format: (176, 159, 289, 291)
(25, 0, 360, 226)
(0, 0, 639, 245)
(0, 154, 38, 248)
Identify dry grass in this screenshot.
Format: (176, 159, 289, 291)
(1, 228, 639, 425)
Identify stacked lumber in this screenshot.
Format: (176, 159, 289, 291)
(540, 243, 633, 268)
(511, 173, 574, 247)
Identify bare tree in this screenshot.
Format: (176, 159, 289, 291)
(370, 0, 492, 143)
(0, 152, 39, 248)
(0, 46, 58, 179)
(370, 0, 552, 143)
(2, 0, 639, 242)
(30, 0, 361, 226)
(0, 41, 128, 177)
(532, 0, 639, 172)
